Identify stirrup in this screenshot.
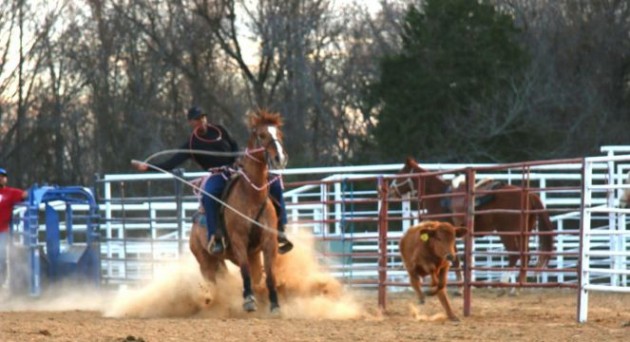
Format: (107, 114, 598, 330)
(278, 234, 293, 254)
(207, 236, 224, 255)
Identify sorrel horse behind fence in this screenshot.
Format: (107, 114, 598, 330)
(189, 110, 288, 313)
(619, 171, 630, 208)
(389, 157, 554, 292)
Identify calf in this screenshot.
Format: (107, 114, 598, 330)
(399, 221, 467, 321)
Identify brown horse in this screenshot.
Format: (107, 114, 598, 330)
(189, 110, 287, 313)
(619, 171, 630, 208)
(399, 221, 467, 321)
(389, 157, 554, 293)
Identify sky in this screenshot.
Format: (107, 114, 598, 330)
(0, 0, 391, 101)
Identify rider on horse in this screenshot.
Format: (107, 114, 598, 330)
(132, 106, 293, 255)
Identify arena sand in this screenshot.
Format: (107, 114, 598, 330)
(0, 231, 368, 320)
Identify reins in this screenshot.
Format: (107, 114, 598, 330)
(236, 169, 281, 191)
(245, 147, 265, 163)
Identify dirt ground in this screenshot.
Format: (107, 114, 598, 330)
(2, 233, 629, 342)
(1, 287, 629, 342)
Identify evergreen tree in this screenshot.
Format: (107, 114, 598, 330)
(368, 0, 528, 162)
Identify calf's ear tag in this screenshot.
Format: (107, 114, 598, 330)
(420, 233, 429, 242)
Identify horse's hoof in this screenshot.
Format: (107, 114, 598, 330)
(449, 316, 460, 322)
(270, 304, 281, 314)
(243, 301, 257, 312)
(243, 295, 257, 312)
(451, 290, 463, 297)
(418, 299, 425, 305)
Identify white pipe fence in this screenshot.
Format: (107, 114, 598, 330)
(91, 160, 606, 285)
(578, 153, 630, 323)
(9, 146, 630, 323)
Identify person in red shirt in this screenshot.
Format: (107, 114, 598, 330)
(0, 168, 28, 286)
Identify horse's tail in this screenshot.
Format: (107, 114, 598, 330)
(531, 195, 554, 269)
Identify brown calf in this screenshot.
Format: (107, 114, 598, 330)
(399, 221, 467, 321)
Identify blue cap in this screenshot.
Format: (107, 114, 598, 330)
(187, 106, 205, 120)
(0, 168, 6, 176)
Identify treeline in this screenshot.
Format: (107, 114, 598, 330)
(0, 0, 628, 188)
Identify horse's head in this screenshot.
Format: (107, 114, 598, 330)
(389, 157, 421, 199)
(451, 174, 465, 190)
(620, 171, 630, 208)
(247, 109, 288, 169)
(448, 174, 467, 226)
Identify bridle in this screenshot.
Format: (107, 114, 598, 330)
(240, 125, 285, 191)
(245, 146, 265, 164)
(245, 125, 286, 169)
(390, 176, 417, 198)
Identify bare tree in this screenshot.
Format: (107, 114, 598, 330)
(491, 0, 630, 159)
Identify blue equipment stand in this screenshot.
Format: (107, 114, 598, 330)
(9, 186, 101, 297)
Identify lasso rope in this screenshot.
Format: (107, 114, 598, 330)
(142, 149, 246, 162)
(133, 149, 281, 235)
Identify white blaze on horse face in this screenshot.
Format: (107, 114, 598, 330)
(621, 171, 630, 208)
(268, 126, 287, 168)
(451, 174, 465, 189)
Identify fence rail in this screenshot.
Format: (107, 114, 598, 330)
(11, 158, 628, 287)
(10, 147, 630, 322)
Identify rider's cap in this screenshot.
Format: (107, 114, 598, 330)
(187, 106, 205, 120)
(0, 168, 7, 176)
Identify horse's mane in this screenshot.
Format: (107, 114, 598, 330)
(405, 157, 449, 187)
(405, 157, 425, 172)
(248, 109, 283, 128)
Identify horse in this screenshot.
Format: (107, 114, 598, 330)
(619, 171, 630, 208)
(399, 221, 467, 321)
(389, 157, 554, 295)
(189, 109, 287, 313)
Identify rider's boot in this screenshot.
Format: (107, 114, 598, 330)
(208, 217, 225, 255)
(277, 222, 293, 254)
(207, 234, 225, 255)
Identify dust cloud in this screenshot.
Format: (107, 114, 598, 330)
(408, 303, 448, 322)
(104, 231, 366, 320)
(0, 244, 115, 312)
(0, 231, 431, 321)
(0, 281, 114, 312)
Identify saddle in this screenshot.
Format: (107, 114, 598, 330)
(473, 179, 503, 208)
(193, 171, 279, 249)
(442, 178, 504, 211)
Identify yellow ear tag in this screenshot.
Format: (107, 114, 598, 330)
(420, 233, 429, 242)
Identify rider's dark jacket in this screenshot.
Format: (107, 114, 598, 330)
(154, 124, 239, 171)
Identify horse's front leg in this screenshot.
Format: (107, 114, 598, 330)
(231, 243, 257, 312)
(249, 252, 267, 297)
(262, 236, 280, 313)
(240, 262, 257, 312)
